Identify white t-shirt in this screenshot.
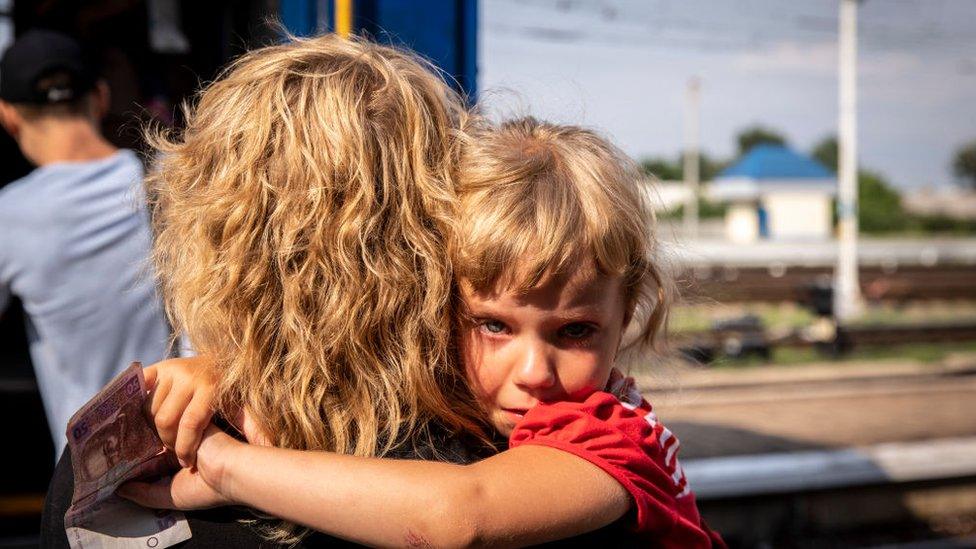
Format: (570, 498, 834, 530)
(0, 150, 171, 457)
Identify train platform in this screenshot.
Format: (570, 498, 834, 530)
(640, 353, 976, 459)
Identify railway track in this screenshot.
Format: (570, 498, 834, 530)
(831, 322, 976, 346)
(679, 263, 976, 303)
(674, 321, 976, 366)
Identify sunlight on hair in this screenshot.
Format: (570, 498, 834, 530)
(145, 34, 488, 516)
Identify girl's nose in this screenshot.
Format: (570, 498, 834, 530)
(513, 342, 556, 390)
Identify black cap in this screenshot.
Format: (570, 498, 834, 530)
(0, 29, 96, 105)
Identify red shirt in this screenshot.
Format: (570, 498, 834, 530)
(509, 372, 726, 548)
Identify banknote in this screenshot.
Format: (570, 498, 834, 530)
(64, 362, 192, 549)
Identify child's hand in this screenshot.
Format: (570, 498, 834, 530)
(145, 357, 218, 468)
(118, 424, 240, 510)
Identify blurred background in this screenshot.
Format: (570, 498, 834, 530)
(2, 1, 975, 547)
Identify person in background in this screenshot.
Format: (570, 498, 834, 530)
(0, 29, 171, 457)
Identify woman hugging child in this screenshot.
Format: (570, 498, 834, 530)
(123, 114, 724, 547)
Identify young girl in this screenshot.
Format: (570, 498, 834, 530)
(122, 117, 724, 547)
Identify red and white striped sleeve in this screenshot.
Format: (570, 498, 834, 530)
(509, 375, 725, 547)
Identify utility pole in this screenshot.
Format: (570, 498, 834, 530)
(835, 0, 863, 321)
(683, 76, 701, 240)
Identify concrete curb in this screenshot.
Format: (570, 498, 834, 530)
(685, 436, 976, 500)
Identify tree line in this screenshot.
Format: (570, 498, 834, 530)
(645, 126, 976, 235)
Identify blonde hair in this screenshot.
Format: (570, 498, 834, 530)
(147, 34, 487, 467)
(453, 117, 671, 350)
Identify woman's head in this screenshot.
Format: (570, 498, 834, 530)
(148, 34, 484, 458)
(452, 117, 670, 434)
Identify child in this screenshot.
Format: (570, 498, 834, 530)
(122, 118, 724, 547)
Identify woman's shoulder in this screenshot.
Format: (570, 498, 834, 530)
(386, 421, 499, 464)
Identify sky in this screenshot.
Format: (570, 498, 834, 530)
(478, 0, 976, 189)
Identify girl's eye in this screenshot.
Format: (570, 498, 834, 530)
(480, 319, 508, 335)
(560, 322, 595, 340)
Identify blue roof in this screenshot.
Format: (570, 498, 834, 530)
(718, 144, 834, 180)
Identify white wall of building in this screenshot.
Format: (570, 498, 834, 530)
(764, 192, 832, 240)
(726, 203, 760, 243)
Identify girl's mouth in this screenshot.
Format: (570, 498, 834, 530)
(502, 408, 529, 422)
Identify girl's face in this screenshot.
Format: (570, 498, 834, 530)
(458, 265, 628, 436)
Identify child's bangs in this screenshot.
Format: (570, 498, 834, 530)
(456, 170, 641, 295)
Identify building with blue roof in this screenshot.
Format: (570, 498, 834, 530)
(708, 144, 837, 242)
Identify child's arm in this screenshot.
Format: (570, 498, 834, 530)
(121, 426, 631, 548)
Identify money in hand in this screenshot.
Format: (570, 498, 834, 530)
(64, 362, 192, 549)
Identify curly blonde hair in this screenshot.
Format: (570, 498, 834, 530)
(453, 117, 672, 351)
(147, 34, 487, 465)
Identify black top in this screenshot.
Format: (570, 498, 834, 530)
(41, 432, 642, 547)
